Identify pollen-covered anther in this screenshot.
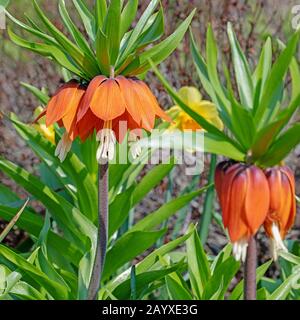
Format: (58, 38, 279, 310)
(55, 132, 72, 162)
(96, 121, 116, 163)
(269, 223, 288, 261)
(232, 238, 248, 262)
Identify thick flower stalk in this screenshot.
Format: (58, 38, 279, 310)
(264, 166, 296, 260)
(215, 161, 270, 261)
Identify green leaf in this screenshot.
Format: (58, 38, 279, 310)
(95, 0, 107, 30)
(10, 116, 98, 223)
(229, 260, 272, 300)
(136, 7, 164, 48)
(0, 199, 28, 243)
(206, 24, 231, 115)
(269, 268, 300, 300)
(104, 0, 121, 66)
(137, 228, 194, 273)
(252, 92, 300, 159)
(102, 229, 167, 281)
(0, 245, 70, 300)
(33, 0, 98, 78)
(258, 123, 300, 167)
(131, 188, 209, 233)
(20, 82, 49, 105)
(186, 226, 211, 298)
(203, 133, 245, 161)
(58, 0, 95, 59)
(123, 9, 195, 75)
(203, 257, 240, 299)
(132, 162, 174, 206)
(0, 204, 82, 266)
(72, 0, 96, 41)
(199, 154, 216, 244)
(119, 0, 159, 63)
(96, 27, 110, 75)
(112, 264, 183, 300)
(8, 27, 86, 79)
(227, 23, 254, 108)
(255, 31, 300, 125)
(108, 186, 134, 237)
(166, 275, 193, 300)
(0, 157, 95, 250)
(120, 0, 138, 38)
(252, 37, 272, 108)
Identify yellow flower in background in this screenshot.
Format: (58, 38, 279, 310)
(167, 86, 223, 131)
(33, 106, 55, 144)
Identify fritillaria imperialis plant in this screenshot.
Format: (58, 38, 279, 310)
(6, 0, 195, 299)
(153, 24, 300, 299)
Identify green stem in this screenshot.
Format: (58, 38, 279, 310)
(199, 154, 217, 244)
(87, 163, 109, 300)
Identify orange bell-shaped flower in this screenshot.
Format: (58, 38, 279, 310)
(264, 166, 296, 260)
(215, 161, 270, 261)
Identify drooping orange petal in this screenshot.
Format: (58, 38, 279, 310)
(129, 80, 155, 131)
(116, 76, 142, 125)
(62, 87, 86, 134)
(137, 80, 172, 122)
(244, 166, 269, 234)
(227, 171, 248, 242)
(112, 111, 140, 143)
(77, 75, 107, 122)
(90, 79, 126, 121)
(46, 81, 80, 126)
(221, 163, 243, 228)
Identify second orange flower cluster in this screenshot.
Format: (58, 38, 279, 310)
(37, 76, 170, 162)
(215, 161, 296, 261)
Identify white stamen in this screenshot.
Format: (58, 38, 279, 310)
(232, 238, 248, 262)
(96, 127, 116, 164)
(128, 131, 142, 159)
(55, 132, 72, 162)
(269, 223, 287, 261)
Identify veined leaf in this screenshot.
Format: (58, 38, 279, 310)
(119, 0, 160, 64)
(120, 0, 138, 38)
(104, 0, 121, 66)
(186, 226, 211, 298)
(227, 22, 254, 109)
(8, 28, 87, 79)
(124, 9, 195, 75)
(131, 188, 209, 233)
(58, 0, 96, 60)
(0, 245, 70, 300)
(255, 31, 300, 125)
(20, 82, 49, 105)
(132, 162, 174, 206)
(33, 0, 98, 78)
(95, 0, 107, 30)
(72, 0, 96, 41)
(258, 123, 300, 167)
(102, 229, 167, 281)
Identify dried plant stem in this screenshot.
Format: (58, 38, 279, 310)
(87, 163, 109, 300)
(244, 236, 257, 300)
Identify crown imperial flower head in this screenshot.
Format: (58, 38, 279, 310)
(264, 166, 296, 260)
(215, 161, 270, 261)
